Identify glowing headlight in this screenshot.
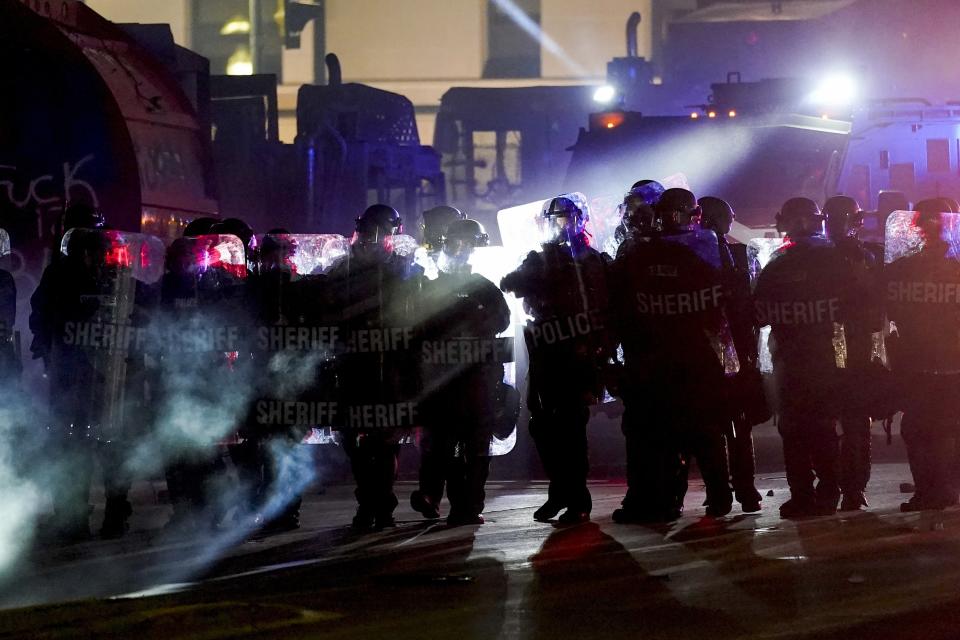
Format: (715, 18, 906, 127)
(809, 73, 857, 106)
(593, 85, 617, 104)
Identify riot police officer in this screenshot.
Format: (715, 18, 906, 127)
(754, 197, 859, 518)
(823, 195, 881, 511)
(611, 188, 734, 522)
(886, 205, 960, 511)
(421, 205, 466, 254)
(328, 204, 418, 530)
(699, 196, 764, 512)
(414, 219, 510, 525)
(158, 232, 248, 533)
(501, 194, 612, 525)
(614, 180, 664, 257)
(29, 230, 106, 541)
(31, 227, 158, 541)
(236, 231, 312, 533)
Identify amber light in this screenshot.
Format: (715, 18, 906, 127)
(591, 111, 626, 130)
(708, 111, 717, 119)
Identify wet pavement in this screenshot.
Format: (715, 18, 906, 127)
(5, 462, 960, 638)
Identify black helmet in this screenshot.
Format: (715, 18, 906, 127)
(422, 205, 465, 249)
(444, 218, 489, 250)
(698, 196, 736, 236)
(823, 195, 863, 240)
(913, 198, 948, 231)
(540, 193, 589, 245)
(656, 188, 700, 231)
(65, 228, 111, 263)
(356, 204, 402, 236)
(542, 195, 588, 221)
(63, 201, 105, 233)
(776, 197, 823, 238)
(629, 180, 665, 206)
(183, 217, 220, 238)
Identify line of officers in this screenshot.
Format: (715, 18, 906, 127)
(519, 183, 960, 525)
(19, 180, 960, 543)
(25, 204, 518, 542)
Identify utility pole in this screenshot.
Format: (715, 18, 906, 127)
(249, 0, 262, 73)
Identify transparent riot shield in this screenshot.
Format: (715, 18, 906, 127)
(884, 210, 960, 263)
(53, 229, 165, 443)
(588, 193, 623, 257)
(497, 177, 690, 258)
(752, 235, 852, 380)
(497, 198, 549, 257)
(747, 236, 844, 373)
(884, 210, 960, 377)
(258, 233, 349, 278)
(659, 230, 740, 375)
(748, 238, 788, 373)
(153, 234, 250, 447)
(619, 230, 738, 421)
(252, 234, 344, 443)
(469, 246, 524, 455)
(0, 229, 14, 364)
(323, 233, 422, 433)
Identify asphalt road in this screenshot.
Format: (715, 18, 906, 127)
(5, 462, 960, 639)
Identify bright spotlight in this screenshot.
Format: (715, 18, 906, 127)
(593, 85, 617, 104)
(809, 74, 857, 106)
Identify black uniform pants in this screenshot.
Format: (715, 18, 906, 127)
(901, 407, 959, 506)
(777, 408, 839, 507)
(417, 427, 450, 506)
(838, 414, 872, 496)
(418, 427, 492, 516)
(99, 441, 133, 524)
(621, 401, 731, 513)
(342, 432, 401, 518)
(529, 403, 591, 513)
(165, 447, 227, 524)
(727, 415, 760, 503)
(231, 436, 305, 523)
(51, 438, 95, 533)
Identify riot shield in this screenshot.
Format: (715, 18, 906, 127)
(658, 230, 740, 375)
(258, 233, 349, 278)
(414, 246, 520, 456)
(323, 236, 421, 432)
(414, 246, 439, 281)
(884, 210, 960, 376)
(153, 234, 251, 448)
(0, 229, 15, 367)
(748, 238, 788, 373)
(470, 246, 527, 454)
(588, 193, 623, 257)
(884, 210, 960, 263)
(52, 229, 165, 443)
(748, 236, 845, 373)
(617, 231, 738, 420)
(250, 234, 344, 443)
(0, 228, 9, 263)
(752, 235, 852, 390)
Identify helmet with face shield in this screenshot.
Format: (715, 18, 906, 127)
(353, 204, 402, 260)
(438, 218, 488, 274)
(539, 193, 589, 246)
